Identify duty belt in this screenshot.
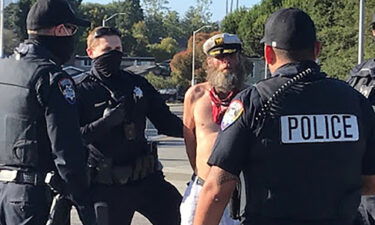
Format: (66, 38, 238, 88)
(0, 169, 46, 185)
(93, 153, 159, 185)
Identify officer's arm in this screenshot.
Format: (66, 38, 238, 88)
(362, 175, 375, 195)
(36, 73, 95, 223)
(194, 166, 238, 225)
(142, 78, 183, 137)
(79, 102, 125, 143)
(183, 86, 197, 170)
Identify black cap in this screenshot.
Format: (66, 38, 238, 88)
(27, 0, 90, 30)
(261, 8, 316, 50)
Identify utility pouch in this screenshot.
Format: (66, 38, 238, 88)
(131, 154, 155, 181)
(112, 165, 132, 185)
(124, 122, 136, 140)
(94, 158, 113, 185)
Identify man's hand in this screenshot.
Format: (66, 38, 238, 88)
(193, 166, 238, 225)
(102, 102, 125, 127)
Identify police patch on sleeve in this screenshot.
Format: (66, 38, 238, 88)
(221, 100, 244, 130)
(133, 86, 143, 100)
(280, 114, 359, 144)
(58, 78, 76, 104)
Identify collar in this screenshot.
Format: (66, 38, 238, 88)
(272, 61, 321, 77)
(17, 40, 62, 66)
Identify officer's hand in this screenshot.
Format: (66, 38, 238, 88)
(102, 103, 125, 127)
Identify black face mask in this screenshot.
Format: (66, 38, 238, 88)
(92, 50, 123, 79)
(30, 35, 75, 65)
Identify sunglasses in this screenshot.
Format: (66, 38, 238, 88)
(94, 27, 121, 38)
(64, 24, 78, 35)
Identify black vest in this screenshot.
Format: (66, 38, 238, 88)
(0, 45, 58, 170)
(246, 69, 367, 221)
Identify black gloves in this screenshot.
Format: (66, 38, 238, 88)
(101, 102, 126, 128)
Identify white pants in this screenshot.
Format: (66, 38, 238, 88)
(180, 176, 240, 225)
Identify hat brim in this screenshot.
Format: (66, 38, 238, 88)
(70, 17, 91, 27)
(208, 48, 239, 56)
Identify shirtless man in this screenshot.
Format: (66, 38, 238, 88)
(180, 33, 245, 225)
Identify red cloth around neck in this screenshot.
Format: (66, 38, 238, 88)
(209, 88, 236, 124)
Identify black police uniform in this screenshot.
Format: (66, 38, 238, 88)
(0, 41, 95, 224)
(208, 61, 375, 225)
(348, 59, 375, 225)
(76, 68, 183, 225)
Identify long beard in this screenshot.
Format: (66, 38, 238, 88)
(206, 66, 244, 93)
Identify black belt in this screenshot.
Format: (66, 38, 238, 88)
(0, 169, 46, 186)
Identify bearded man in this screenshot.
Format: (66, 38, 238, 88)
(180, 33, 245, 225)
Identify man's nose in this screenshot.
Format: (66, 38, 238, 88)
(220, 58, 231, 67)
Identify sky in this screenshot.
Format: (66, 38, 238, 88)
(82, 0, 261, 22)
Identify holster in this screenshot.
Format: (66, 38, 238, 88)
(46, 194, 72, 225)
(93, 141, 159, 185)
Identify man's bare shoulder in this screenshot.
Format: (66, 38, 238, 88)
(185, 82, 211, 103)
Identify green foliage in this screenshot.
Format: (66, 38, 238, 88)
(163, 11, 185, 44)
(4, 0, 36, 42)
(148, 37, 179, 62)
(170, 32, 217, 85)
(221, 0, 375, 80)
(3, 0, 216, 86)
(144, 72, 176, 89)
(4, 29, 18, 56)
(142, 0, 169, 17)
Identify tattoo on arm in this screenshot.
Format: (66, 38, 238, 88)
(216, 171, 239, 185)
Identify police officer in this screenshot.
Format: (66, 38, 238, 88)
(194, 8, 375, 225)
(0, 0, 96, 224)
(75, 26, 183, 225)
(347, 13, 375, 108)
(348, 13, 375, 225)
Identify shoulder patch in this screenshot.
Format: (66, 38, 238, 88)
(58, 78, 76, 104)
(221, 100, 244, 130)
(133, 86, 143, 100)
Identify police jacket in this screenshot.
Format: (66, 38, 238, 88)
(0, 41, 93, 212)
(208, 61, 375, 224)
(76, 68, 183, 166)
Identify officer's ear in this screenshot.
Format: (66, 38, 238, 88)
(313, 41, 321, 60)
(53, 24, 71, 37)
(264, 45, 276, 65)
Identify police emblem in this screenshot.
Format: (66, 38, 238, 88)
(221, 100, 244, 130)
(133, 86, 143, 100)
(58, 78, 76, 104)
(214, 37, 224, 46)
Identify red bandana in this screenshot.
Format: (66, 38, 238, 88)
(209, 88, 236, 124)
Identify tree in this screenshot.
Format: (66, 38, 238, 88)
(144, 72, 176, 89)
(142, 0, 169, 17)
(148, 37, 178, 62)
(162, 11, 185, 46)
(145, 14, 166, 43)
(131, 21, 150, 56)
(170, 31, 216, 85)
(4, 0, 35, 41)
(105, 0, 144, 30)
(221, 0, 375, 80)
(4, 29, 18, 56)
